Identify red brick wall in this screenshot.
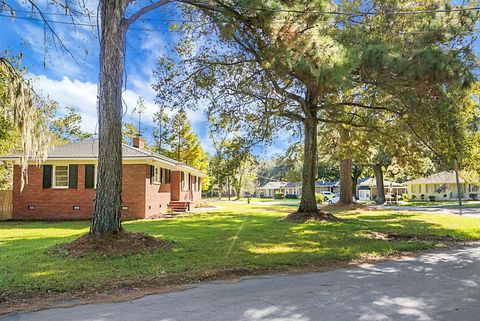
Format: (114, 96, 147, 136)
(12, 164, 202, 220)
(170, 171, 202, 205)
(121, 164, 147, 219)
(13, 164, 95, 220)
(12, 164, 146, 220)
(144, 168, 171, 218)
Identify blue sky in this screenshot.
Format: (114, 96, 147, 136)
(0, 1, 293, 158)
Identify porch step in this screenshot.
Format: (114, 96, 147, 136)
(168, 201, 190, 212)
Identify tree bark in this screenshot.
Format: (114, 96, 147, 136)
(339, 158, 353, 203)
(339, 127, 354, 204)
(351, 165, 361, 200)
(298, 110, 318, 214)
(373, 164, 385, 204)
(91, 0, 128, 235)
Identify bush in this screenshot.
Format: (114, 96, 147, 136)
(274, 193, 285, 199)
(285, 194, 299, 199)
(469, 193, 478, 201)
(443, 194, 448, 199)
(315, 193, 326, 204)
(428, 195, 436, 202)
(420, 194, 425, 201)
(402, 193, 409, 202)
(412, 195, 417, 201)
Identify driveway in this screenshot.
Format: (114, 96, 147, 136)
(373, 205, 480, 217)
(3, 246, 480, 321)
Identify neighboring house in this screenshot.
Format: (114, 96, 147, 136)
(284, 182, 302, 197)
(356, 178, 407, 201)
(405, 171, 480, 201)
(315, 180, 340, 194)
(0, 138, 206, 220)
(256, 182, 288, 198)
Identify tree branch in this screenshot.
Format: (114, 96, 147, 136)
(124, 0, 171, 26)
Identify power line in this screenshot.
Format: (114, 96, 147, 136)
(1, 13, 479, 35)
(2, 5, 480, 19)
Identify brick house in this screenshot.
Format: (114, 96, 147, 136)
(0, 138, 206, 220)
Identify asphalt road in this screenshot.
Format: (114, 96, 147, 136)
(3, 246, 480, 321)
(374, 205, 480, 217)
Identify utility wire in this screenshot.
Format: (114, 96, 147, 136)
(3, 5, 480, 17)
(1, 13, 479, 34)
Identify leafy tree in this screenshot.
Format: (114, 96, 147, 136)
(155, 1, 478, 220)
(50, 106, 93, 144)
(152, 105, 172, 155)
(0, 53, 53, 190)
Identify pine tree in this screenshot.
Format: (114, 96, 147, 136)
(168, 108, 209, 183)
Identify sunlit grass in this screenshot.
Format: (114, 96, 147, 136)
(1, 201, 480, 297)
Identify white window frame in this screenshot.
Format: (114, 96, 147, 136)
(53, 165, 69, 189)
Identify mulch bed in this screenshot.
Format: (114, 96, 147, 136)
(283, 210, 341, 223)
(51, 231, 174, 257)
(321, 202, 375, 212)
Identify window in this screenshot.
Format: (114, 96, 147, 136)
(192, 176, 197, 191)
(53, 165, 69, 189)
(181, 172, 185, 190)
(152, 166, 171, 184)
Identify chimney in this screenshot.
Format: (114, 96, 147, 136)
(132, 136, 145, 148)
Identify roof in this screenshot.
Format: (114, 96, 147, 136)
(285, 182, 301, 188)
(258, 182, 288, 190)
(0, 139, 206, 176)
(357, 177, 405, 187)
(405, 171, 464, 185)
(315, 180, 339, 187)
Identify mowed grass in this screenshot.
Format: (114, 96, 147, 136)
(2, 202, 480, 297)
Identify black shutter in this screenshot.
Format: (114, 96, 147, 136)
(150, 165, 154, 184)
(85, 164, 95, 189)
(160, 168, 164, 184)
(42, 165, 52, 189)
(68, 165, 78, 189)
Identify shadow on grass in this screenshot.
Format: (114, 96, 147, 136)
(1, 208, 479, 297)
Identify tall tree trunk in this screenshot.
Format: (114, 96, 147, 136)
(91, 0, 127, 235)
(373, 164, 385, 204)
(339, 127, 354, 204)
(339, 159, 353, 203)
(298, 113, 318, 214)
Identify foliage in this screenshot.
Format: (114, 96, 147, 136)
(50, 106, 92, 144)
(315, 193, 326, 204)
(0, 53, 54, 189)
(155, 0, 479, 213)
(167, 108, 208, 173)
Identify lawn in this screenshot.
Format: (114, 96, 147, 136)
(2, 202, 480, 299)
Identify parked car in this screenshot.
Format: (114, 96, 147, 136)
(320, 191, 335, 200)
(329, 195, 356, 204)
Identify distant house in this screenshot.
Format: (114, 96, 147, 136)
(315, 180, 340, 194)
(405, 171, 480, 201)
(0, 138, 206, 220)
(256, 182, 288, 198)
(356, 178, 407, 201)
(284, 182, 302, 197)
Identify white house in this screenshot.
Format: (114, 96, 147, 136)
(256, 182, 288, 198)
(356, 178, 407, 201)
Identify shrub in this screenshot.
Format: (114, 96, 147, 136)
(428, 195, 436, 202)
(412, 195, 417, 201)
(402, 193, 409, 202)
(315, 193, 326, 204)
(443, 194, 448, 199)
(274, 193, 285, 199)
(420, 194, 425, 201)
(469, 193, 478, 201)
(285, 194, 299, 199)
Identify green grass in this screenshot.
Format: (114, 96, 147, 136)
(2, 202, 480, 298)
